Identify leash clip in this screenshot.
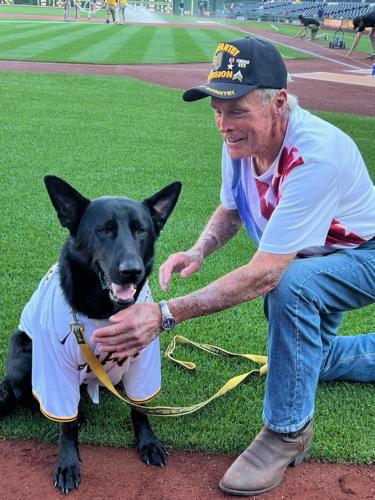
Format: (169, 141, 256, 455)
(70, 311, 87, 345)
(70, 321, 86, 344)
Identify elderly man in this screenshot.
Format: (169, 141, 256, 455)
(347, 11, 375, 59)
(93, 38, 375, 496)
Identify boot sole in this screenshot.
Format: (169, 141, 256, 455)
(219, 477, 282, 497)
(219, 447, 311, 496)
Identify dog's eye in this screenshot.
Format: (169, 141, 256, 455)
(133, 222, 147, 236)
(97, 223, 115, 235)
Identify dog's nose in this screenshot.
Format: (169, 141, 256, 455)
(118, 261, 143, 279)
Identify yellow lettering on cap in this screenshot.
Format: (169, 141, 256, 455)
(204, 86, 236, 96)
(208, 70, 233, 82)
(215, 43, 240, 58)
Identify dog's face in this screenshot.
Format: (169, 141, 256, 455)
(44, 176, 181, 307)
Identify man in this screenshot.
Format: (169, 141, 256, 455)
(63, 0, 70, 22)
(105, 0, 116, 23)
(347, 11, 375, 59)
(294, 14, 325, 40)
(74, 0, 81, 21)
(116, 0, 127, 24)
(199, 0, 204, 17)
(88, 0, 96, 21)
(317, 5, 324, 21)
(93, 38, 375, 496)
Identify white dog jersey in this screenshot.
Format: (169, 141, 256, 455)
(19, 265, 161, 422)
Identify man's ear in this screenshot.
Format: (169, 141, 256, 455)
(273, 89, 288, 116)
(144, 182, 182, 235)
(44, 175, 90, 235)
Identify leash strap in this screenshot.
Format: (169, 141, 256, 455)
(70, 313, 267, 417)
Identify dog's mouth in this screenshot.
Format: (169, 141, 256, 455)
(109, 282, 137, 305)
(97, 266, 138, 306)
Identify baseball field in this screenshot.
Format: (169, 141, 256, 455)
(0, 5, 374, 499)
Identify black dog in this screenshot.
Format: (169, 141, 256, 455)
(0, 176, 181, 494)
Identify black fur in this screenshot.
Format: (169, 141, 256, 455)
(0, 176, 181, 494)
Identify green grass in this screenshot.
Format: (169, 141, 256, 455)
(1, 4, 372, 56)
(0, 6, 312, 63)
(0, 71, 374, 463)
(0, 21, 309, 63)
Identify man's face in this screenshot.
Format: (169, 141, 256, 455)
(211, 91, 285, 160)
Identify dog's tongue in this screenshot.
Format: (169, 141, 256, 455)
(111, 283, 136, 301)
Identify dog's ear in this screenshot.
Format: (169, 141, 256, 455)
(144, 182, 182, 235)
(44, 175, 90, 235)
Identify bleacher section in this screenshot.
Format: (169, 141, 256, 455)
(223, 1, 375, 22)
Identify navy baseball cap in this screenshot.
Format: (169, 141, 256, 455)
(183, 37, 287, 102)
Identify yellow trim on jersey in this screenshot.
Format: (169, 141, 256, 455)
(32, 390, 78, 423)
(125, 388, 161, 404)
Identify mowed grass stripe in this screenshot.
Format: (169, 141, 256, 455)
(141, 26, 176, 64)
(0, 23, 47, 39)
(173, 27, 241, 62)
(114, 25, 158, 64)
(32, 24, 129, 63)
(0, 24, 93, 60)
(70, 25, 146, 63)
(171, 27, 244, 63)
(170, 27, 216, 63)
(0, 22, 73, 47)
(0, 21, 312, 64)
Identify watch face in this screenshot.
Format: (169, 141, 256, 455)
(162, 317, 176, 330)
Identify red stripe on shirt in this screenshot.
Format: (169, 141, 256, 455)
(272, 146, 304, 203)
(255, 146, 304, 220)
(326, 218, 366, 246)
(255, 178, 275, 220)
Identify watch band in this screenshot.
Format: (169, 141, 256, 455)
(159, 300, 176, 331)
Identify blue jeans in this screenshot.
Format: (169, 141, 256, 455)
(263, 238, 375, 433)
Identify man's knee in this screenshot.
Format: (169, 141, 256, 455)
(265, 260, 305, 311)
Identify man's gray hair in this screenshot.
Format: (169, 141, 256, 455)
(255, 76, 298, 116)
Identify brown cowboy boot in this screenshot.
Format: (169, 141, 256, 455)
(219, 420, 313, 496)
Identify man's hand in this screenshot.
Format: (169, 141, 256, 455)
(159, 249, 204, 291)
(92, 303, 162, 358)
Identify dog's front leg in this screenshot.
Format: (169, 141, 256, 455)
(131, 408, 168, 467)
(54, 420, 81, 494)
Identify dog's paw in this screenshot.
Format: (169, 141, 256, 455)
(54, 462, 81, 494)
(138, 438, 169, 467)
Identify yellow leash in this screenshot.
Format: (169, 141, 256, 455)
(71, 314, 267, 417)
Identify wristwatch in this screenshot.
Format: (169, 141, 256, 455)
(159, 300, 176, 331)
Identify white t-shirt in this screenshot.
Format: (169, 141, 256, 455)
(221, 106, 375, 256)
(19, 265, 161, 422)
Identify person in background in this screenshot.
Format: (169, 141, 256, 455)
(199, 0, 204, 17)
(105, 0, 116, 23)
(63, 0, 70, 21)
(116, 0, 128, 24)
(74, 0, 81, 21)
(294, 14, 326, 41)
(317, 5, 324, 21)
(347, 12, 375, 60)
(88, 0, 96, 21)
(179, 0, 184, 16)
(92, 37, 375, 497)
